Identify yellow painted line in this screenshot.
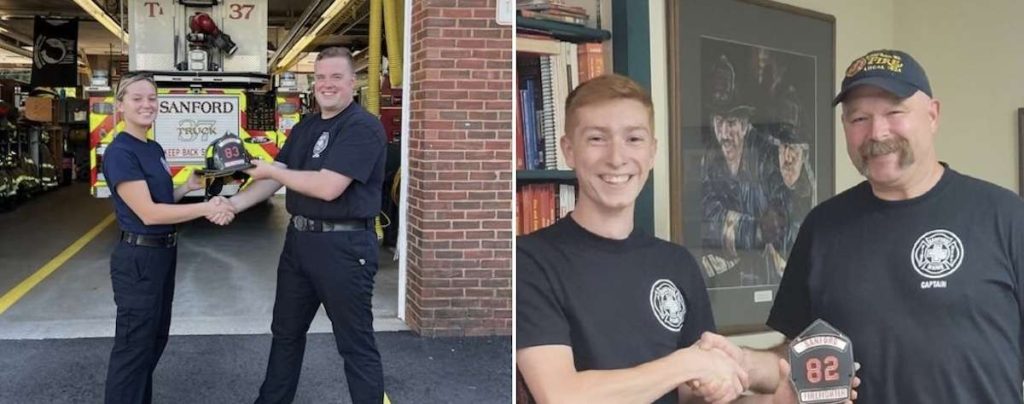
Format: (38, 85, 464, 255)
(0, 214, 116, 315)
(384, 393, 391, 404)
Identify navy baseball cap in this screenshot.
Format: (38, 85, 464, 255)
(832, 50, 932, 106)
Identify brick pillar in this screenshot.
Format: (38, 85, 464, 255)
(405, 0, 513, 337)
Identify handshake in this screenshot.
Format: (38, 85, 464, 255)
(682, 332, 750, 403)
(684, 332, 860, 404)
(204, 196, 237, 226)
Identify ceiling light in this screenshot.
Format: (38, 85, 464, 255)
(72, 0, 129, 43)
(276, 0, 352, 71)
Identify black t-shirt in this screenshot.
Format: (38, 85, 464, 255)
(102, 132, 175, 234)
(275, 103, 386, 220)
(517, 215, 715, 404)
(768, 165, 1024, 403)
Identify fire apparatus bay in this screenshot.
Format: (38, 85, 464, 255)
(87, 0, 301, 198)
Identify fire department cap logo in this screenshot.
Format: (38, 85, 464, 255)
(833, 49, 931, 106)
(844, 58, 867, 78)
(911, 229, 964, 279)
(312, 131, 330, 158)
(650, 279, 686, 332)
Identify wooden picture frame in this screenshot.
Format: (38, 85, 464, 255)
(666, 0, 836, 333)
(1018, 108, 1024, 198)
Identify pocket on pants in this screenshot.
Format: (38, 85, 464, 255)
(352, 231, 380, 275)
(322, 231, 379, 281)
(113, 292, 158, 310)
(109, 246, 159, 310)
(114, 299, 159, 345)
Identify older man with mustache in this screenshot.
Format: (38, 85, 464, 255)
(701, 49, 1024, 404)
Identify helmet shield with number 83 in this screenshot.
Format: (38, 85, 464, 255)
(196, 133, 254, 178)
(788, 319, 856, 404)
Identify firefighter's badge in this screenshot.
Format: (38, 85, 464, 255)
(312, 131, 330, 158)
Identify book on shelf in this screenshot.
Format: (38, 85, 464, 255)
(516, 93, 526, 170)
(539, 56, 557, 170)
(518, 78, 542, 170)
(517, 183, 577, 235)
(517, 36, 604, 171)
(577, 42, 604, 83)
(517, 35, 604, 87)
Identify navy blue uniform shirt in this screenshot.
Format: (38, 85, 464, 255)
(102, 132, 176, 234)
(768, 166, 1024, 403)
(275, 102, 386, 220)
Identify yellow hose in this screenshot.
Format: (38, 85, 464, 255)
(382, 0, 403, 87)
(397, 0, 405, 44)
(367, 0, 382, 116)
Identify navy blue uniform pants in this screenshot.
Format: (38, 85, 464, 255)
(256, 227, 383, 404)
(105, 242, 177, 404)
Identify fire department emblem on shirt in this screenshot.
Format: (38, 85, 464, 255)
(650, 279, 686, 332)
(911, 229, 964, 279)
(312, 131, 330, 158)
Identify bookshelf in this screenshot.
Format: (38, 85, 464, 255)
(516, 12, 607, 235)
(515, 0, 654, 236)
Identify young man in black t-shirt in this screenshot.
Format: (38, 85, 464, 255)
(227, 47, 386, 404)
(702, 49, 1024, 403)
(517, 74, 750, 404)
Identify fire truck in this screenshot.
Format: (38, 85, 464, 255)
(87, 0, 301, 198)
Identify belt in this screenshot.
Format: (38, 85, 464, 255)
(121, 231, 177, 248)
(291, 215, 372, 232)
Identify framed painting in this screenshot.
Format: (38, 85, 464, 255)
(667, 0, 836, 333)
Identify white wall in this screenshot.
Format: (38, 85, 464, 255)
(894, 0, 1024, 191)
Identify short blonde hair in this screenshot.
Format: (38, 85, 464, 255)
(564, 74, 653, 136)
(115, 74, 156, 101)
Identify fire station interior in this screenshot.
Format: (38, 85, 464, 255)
(0, 0, 407, 342)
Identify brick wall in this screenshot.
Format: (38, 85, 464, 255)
(405, 0, 513, 337)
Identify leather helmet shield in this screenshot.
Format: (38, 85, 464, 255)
(788, 319, 855, 404)
(196, 133, 254, 177)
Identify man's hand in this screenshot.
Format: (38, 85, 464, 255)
(697, 332, 748, 369)
(185, 171, 205, 192)
(689, 332, 750, 400)
(244, 159, 275, 181)
(683, 345, 748, 404)
(205, 196, 236, 226)
(773, 359, 861, 404)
